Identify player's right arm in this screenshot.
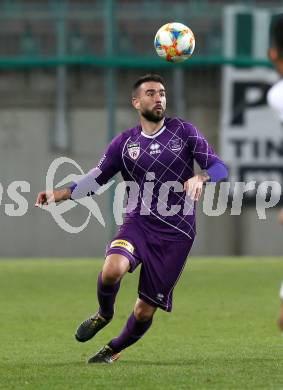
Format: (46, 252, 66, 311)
(182, 122, 228, 201)
(35, 188, 71, 206)
(35, 133, 123, 206)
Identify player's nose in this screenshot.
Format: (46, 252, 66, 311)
(155, 95, 162, 103)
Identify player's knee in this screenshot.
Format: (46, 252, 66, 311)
(102, 268, 121, 284)
(134, 302, 156, 322)
(134, 308, 153, 322)
(102, 258, 129, 284)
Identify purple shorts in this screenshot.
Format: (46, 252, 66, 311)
(105, 219, 194, 312)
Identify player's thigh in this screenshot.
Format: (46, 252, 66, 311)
(102, 253, 131, 282)
(134, 297, 157, 321)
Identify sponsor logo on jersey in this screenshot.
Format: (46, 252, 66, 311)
(127, 142, 140, 160)
(97, 154, 107, 168)
(150, 143, 161, 155)
(169, 138, 182, 152)
(110, 239, 134, 254)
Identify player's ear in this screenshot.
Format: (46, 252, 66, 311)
(132, 96, 140, 110)
(268, 47, 278, 62)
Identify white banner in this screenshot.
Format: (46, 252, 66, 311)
(221, 67, 283, 199)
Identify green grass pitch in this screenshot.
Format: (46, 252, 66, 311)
(0, 258, 283, 390)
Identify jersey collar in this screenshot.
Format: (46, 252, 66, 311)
(141, 125, 166, 139)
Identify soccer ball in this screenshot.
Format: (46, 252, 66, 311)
(154, 22, 195, 63)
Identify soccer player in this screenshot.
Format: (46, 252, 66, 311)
(267, 14, 283, 332)
(35, 74, 228, 363)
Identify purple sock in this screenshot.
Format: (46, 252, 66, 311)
(97, 272, 120, 320)
(108, 312, 153, 352)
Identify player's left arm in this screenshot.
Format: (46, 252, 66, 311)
(183, 123, 228, 201)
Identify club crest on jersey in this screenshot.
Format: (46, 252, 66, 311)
(127, 142, 140, 160)
(169, 138, 182, 152)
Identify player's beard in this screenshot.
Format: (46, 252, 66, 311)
(141, 107, 165, 123)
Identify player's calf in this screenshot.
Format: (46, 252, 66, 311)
(76, 256, 130, 343)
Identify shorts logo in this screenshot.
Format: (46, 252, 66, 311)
(127, 142, 140, 160)
(110, 239, 134, 254)
(156, 293, 164, 301)
(150, 143, 161, 155)
(169, 138, 182, 152)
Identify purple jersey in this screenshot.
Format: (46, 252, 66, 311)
(94, 117, 225, 240)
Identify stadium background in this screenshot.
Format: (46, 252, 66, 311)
(0, 0, 282, 258)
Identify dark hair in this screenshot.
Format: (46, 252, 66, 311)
(270, 14, 283, 56)
(132, 74, 165, 96)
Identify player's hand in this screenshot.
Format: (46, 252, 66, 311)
(183, 174, 209, 201)
(35, 188, 71, 207)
